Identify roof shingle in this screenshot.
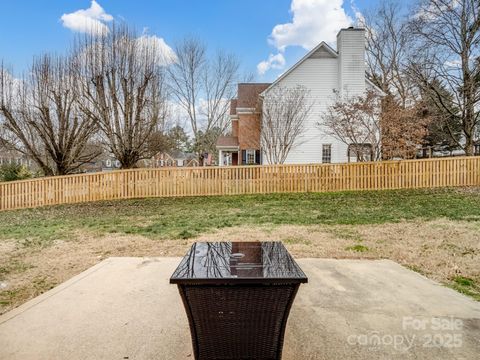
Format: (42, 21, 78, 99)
(237, 83, 270, 108)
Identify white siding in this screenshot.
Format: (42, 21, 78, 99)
(272, 58, 348, 163)
(337, 29, 366, 96)
(263, 29, 367, 164)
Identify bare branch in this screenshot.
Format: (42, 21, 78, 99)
(409, 0, 480, 155)
(261, 86, 313, 164)
(321, 90, 383, 161)
(167, 38, 240, 160)
(74, 24, 169, 168)
(0, 55, 99, 175)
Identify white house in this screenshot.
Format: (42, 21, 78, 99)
(216, 27, 383, 165)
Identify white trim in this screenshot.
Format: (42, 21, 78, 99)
(236, 107, 257, 114)
(260, 42, 338, 96)
(230, 114, 239, 120)
(366, 78, 386, 96)
(216, 146, 239, 151)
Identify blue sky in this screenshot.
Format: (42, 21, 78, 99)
(0, 0, 386, 81)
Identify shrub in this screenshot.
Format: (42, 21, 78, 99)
(0, 163, 33, 182)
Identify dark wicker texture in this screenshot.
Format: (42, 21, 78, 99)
(171, 242, 307, 360)
(178, 284, 299, 360)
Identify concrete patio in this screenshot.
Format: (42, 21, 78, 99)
(0, 257, 479, 359)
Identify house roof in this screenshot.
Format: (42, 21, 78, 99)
(168, 150, 187, 160)
(365, 78, 386, 96)
(216, 136, 239, 148)
(237, 83, 270, 108)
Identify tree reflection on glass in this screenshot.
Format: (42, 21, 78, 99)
(171, 241, 306, 280)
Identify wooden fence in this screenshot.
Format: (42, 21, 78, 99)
(1, 156, 479, 211)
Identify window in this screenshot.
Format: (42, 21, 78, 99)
(246, 149, 256, 164)
(322, 144, 332, 163)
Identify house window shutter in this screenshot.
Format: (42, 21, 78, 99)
(241, 150, 246, 165)
(255, 150, 261, 164)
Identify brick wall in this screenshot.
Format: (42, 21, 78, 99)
(232, 119, 239, 137)
(238, 113, 261, 150)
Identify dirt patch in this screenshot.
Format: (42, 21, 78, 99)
(1, 219, 479, 314)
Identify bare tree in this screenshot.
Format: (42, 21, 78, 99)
(261, 86, 313, 164)
(75, 24, 169, 168)
(363, 1, 416, 106)
(321, 90, 382, 161)
(409, 0, 480, 155)
(0, 55, 99, 175)
(167, 37, 240, 160)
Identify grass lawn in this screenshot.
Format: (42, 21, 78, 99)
(1, 187, 479, 313)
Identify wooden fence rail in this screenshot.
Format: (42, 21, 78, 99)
(1, 156, 479, 211)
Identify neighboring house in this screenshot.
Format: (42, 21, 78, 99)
(216, 27, 383, 165)
(147, 151, 200, 168)
(0, 149, 37, 170)
(81, 152, 121, 173)
(101, 156, 121, 171)
(82, 150, 201, 172)
(199, 153, 215, 166)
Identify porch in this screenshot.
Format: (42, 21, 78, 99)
(216, 136, 239, 166)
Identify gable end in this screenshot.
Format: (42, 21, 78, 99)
(310, 46, 336, 59)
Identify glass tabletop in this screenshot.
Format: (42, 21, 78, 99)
(170, 242, 308, 285)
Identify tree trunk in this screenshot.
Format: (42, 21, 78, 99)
(464, 137, 474, 156)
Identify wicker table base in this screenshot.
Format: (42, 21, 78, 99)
(178, 283, 300, 360)
(170, 242, 307, 360)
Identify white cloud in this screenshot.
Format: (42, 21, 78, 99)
(136, 34, 177, 66)
(350, 0, 365, 26)
(257, 0, 354, 75)
(165, 100, 190, 131)
(413, 0, 460, 22)
(61, 0, 113, 35)
(269, 0, 353, 51)
(0, 69, 23, 99)
(444, 59, 462, 68)
(257, 53, 286, 75)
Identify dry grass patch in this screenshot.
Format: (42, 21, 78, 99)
(0, 232, 195, 314)
(195, 219, 480, 296)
